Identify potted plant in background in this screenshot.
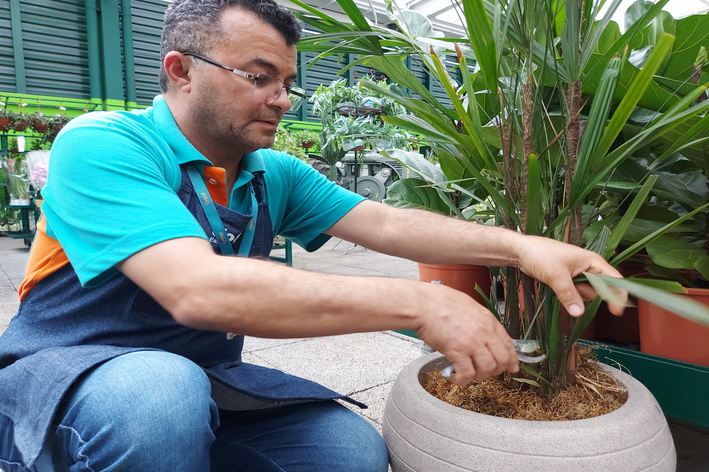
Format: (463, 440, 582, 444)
(11, 112, 30, 132)
(272, 124, 308, 161)
(290, 128, 321, 151)
(3, 158, 31, 206)
(0, 109, 11, 132)
(29, 112, 49, 135)
(294, 0, 709, 469)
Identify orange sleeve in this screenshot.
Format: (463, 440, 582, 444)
(18, 216, 70, 302)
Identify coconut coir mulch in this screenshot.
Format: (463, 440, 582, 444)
(423, 347, 627, 421)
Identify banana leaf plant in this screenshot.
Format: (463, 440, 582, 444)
(293, 0, 709, 394)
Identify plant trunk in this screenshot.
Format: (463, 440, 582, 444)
(519, 72, 534, 233)
(328, 163, 338, 182)
(506, 268, 521, 339)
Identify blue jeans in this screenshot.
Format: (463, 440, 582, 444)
(1, 351, 388, 472)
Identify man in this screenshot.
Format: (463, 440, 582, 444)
(0, 0, 624, 470)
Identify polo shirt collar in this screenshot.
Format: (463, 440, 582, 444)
(151, 95, 266, 177)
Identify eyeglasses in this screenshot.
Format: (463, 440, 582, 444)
(183, 52, 306, 111)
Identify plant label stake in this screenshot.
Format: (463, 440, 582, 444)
(441, 340, 546, 379)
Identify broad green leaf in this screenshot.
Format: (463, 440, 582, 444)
(380, 149, 446, 184)
(611, 203, 709, 266)
(585, 273, 709, 328)
(694, 256, 709, 281)
(646, 265, 695, 287)
(583, 0, 670, 86)
(663, 14, 709, 83)
(383, 178, 450, 214)
(646, 236, 708, 270)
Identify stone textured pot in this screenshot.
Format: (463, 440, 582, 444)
(383, 352, 676, 471)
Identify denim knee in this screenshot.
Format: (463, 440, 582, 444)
(51, 351, 219, 472)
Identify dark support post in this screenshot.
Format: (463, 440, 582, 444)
(298, 51, 308, 121)
(403, 56, 413, 96)
(9, 0, 26, 94)
(120, 0, 137, 108)
(99, 0, 125, 109)
(85, 0, 103, 104)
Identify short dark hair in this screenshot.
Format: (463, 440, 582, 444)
(159, 0, 302, 93)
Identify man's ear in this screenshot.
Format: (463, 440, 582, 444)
(163, 52, 193, 93)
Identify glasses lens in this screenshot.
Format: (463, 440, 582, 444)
(289, 88, 305, 112)
(252, 75, 284, 103)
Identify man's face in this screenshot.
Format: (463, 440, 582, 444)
(187, 8, 298, 155)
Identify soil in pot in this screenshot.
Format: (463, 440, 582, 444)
(423, 346, 627, 421)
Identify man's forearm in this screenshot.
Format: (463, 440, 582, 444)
(119, 237, 428, 337)
(327, 201, 526, 268)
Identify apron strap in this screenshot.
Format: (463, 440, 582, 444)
(187, 163, 258, 257)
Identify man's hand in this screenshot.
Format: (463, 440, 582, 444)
(517, 236, 627, 317)
(414, 283, 519, 386)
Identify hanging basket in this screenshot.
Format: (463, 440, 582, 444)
(32, 121, 48, 134)
(12, 120, 29, 132)
(0, 118, 10, 132)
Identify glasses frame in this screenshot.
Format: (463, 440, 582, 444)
(182, 52, 306, 110)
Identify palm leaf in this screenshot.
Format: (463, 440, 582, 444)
(584, 273, 709, 328)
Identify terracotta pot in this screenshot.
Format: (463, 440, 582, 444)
(302, 141, 314, 149)
(383, 352, 675, 471)
(12, 120, 29, 132)
(33, 121, 48, 134)
(52, 121, 68, 133)
(0, 118, 10, 131)
(638, 287, 709, 367)
(418, 263, 491, 306)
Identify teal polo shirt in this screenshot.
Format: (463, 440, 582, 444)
(41, 96, 364, 287)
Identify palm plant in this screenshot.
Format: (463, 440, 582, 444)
(294, 0, 709, 393)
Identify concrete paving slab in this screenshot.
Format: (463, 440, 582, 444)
(240, 350, 280, 370)
(251, 332, 424, 395)
(347, 381, 396, 426)
(242, 336, 308, 353)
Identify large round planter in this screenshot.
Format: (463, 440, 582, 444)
(418, 263, 491, 306)
(638, 287, 709, 367)
(383, 352, 676, 471)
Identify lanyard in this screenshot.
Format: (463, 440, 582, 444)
(186, 164, 258, 258)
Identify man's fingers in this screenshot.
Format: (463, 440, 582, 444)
(448, 355, 476, 386)
(575, 283, 597, 301)
(546, 274, 585, 317)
